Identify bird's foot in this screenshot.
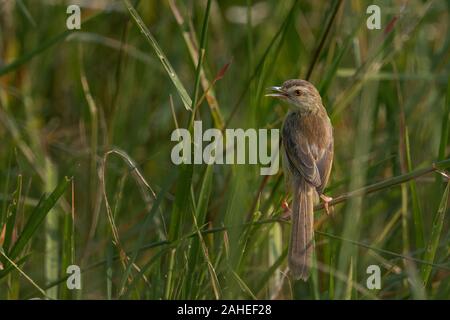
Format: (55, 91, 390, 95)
(320, 194, 334, 215)
(281, 199, 291, 220)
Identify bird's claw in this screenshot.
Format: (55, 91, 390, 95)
(281, 199, 291, 220)
(320, 194, 333, 215)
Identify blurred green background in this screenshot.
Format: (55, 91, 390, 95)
(0, 0, 449, 299)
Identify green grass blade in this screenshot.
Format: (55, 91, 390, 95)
(0, 13, 103, 76)
(3, 175, 22, 253)
(0, 255, 29, 280)
(123, 248, 169, 298)
(8, 177, 71, 260)
(195, 165, 214, 228)
(118, 172, 175, 296)
(44, 162, 60, 299)
(318, 23, 362, 96)
(255, 246, 287, 296)
(0, 248, 48, 298)
(166, 0, 212, 298)
(438, 74, 450, 161)
(59, 180, 75, 300)
(328, 244, 336, 300)
(231, 270, 256, 300)
(227, 0, 298, 126)
(123, 0, 192, 111)
(184, 164, 214, 297)
(305, 0, 343, 80)
(16, 0, 36, 26)
(190, 0, 212, 126)
(420, 181, 450, 286)
(405, 127, 425, 249)
(344, 257, 353, 300)
(0, 30, 71, 76)
(106, 243, 113, 300)
(0, 151, 13, 230)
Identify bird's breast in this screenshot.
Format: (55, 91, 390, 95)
(291, 111, 332, 157)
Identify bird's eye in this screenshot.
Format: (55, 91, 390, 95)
(294, 89, 302, 96)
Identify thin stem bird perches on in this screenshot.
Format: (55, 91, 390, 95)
(312, 157, 450, 212)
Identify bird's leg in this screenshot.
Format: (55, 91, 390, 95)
(320, 194, 333, 215)
(281, 197, 291, 220)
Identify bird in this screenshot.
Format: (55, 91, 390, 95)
(266, 79, 334, 280)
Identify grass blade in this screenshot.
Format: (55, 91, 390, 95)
(0, 248, 48, 298)
(405, 127, 425, 249)
(420, 181, 450, 286)
(305, 0, 343, 80)
(8, 177, 71, 260)
(231, 270, 256, 300)
(59, 179, 75, 299)
(184, 164, 214, 297)
(0, 13, 103, 76)
(190, 0, 213, 126)
(123, 0, 192, 111)
(255, 247, 288, 296)
(118, 172, 175, 296)
(3, 175, 22, 253)
(438, 75, 450, 161)
(168, 0, 225, 129)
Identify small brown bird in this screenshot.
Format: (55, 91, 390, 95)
(266, 79, 334, 280)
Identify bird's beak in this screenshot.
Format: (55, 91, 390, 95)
(265, 86, 287, 98)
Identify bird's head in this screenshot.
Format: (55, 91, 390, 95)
(265, 79, 322, 113)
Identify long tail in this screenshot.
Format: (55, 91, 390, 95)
(288, 179, 314, 280)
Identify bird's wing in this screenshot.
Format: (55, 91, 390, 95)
(282, 126, 321, 188)
(316, 138, 333, 194)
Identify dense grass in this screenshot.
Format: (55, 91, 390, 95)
(0, 0, 449, 299)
